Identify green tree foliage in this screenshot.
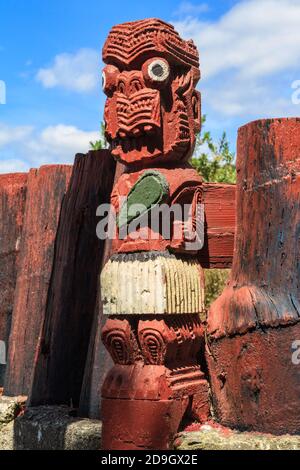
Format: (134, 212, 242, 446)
(89, 122, 107, 150)
(204, 269, 230, 309)
(191, 115, 236, 184)
(190, 116, 235, 308)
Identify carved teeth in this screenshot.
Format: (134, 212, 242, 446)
(112, 126, 158, 154)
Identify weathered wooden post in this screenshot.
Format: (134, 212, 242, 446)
(4, 166, 72, 398)
(207, 118, 300, 435)
(29, 151, 116, 407)
(0, 173, 27, 387)
(3, 153, 116, 407)
(100, 18, 210, 450)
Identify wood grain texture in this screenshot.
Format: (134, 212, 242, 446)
(208, 118, 300, 338)
(29, 151, 116, 407)
(4, 165, 72, 397)
(199, 183, 236, 269)
(207, 118, 300, 435)
(0, 173, 27, 386)
(101, 255, 205, 315)
(79, 173, 235, 419)
(79, 162, 123, 418)
(1, 156, 235, 413)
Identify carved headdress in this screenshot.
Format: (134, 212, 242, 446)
(103, 18, 199, 69)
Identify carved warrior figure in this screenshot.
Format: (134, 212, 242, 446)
(100, 19, 209, 450)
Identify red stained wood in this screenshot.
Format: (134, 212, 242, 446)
(0, 173, 27, 386)
(1, 156, 235, 414)
(99, 16, 235, 449)
(101, 315, 209, 449)
(4, 165, 72, 397)
(110, 165, 203, 255)
(103, 19, 200, 167)
(79, 162, 122, 418)
(102, 397, 189, 450)
(29, 151, 116, 407)
(79, 174, 235, 420)
(207, 324, 300, 435)
(199, 183, 236, 269)
(207, 118, 300, 434)
(208, 118, 300, 338)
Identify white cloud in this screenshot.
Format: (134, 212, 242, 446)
(36, 48, 99, 93)
(174, 0, 300, 80)
(172, 0, 300, 118)
(173, 2, 209, 17)
(0, 123, 99, 173)
(0, 159, 29, 174)
(26, 124, 99, 166)
(202, 73, 296, 118)
(0, 124, 33, 148)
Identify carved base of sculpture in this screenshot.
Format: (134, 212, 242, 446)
(101, 316, 210, 450)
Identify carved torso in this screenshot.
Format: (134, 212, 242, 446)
(110, 164, 203, 254)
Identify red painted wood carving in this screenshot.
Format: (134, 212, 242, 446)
(100, 18, 209, 449)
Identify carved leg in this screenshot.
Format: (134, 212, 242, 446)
(101, 315, 210, 450)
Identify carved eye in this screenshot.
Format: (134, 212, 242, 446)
(143, 58, 170, 86)
(102, 64, 119, 95)
(148, 59, 170, 82)
(102, 71, 106, 91)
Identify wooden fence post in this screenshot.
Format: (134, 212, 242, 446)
(29, 151, 116, 407)
(207, 118, 300, 434)
(4, 165, 72, 397)
(0, 174, 27, 387)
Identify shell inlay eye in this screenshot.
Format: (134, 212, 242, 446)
(148, 59, 170, 82)
(102, 71, 106, 90)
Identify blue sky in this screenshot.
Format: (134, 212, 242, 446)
(0, 0, 300, 173)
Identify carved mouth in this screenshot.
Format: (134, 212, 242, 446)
(109, 126, 162, 161)
(107, 89, 163, 161)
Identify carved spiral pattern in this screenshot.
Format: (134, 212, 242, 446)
(138, 328, 166, 365)
(103, 331, 130, 365)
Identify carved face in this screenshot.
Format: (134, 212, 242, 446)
(102, 19, 201, 166)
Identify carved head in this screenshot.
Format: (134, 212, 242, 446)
(102, 18, 201, 166)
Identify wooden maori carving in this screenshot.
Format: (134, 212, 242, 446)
(100, 18, 209, 450)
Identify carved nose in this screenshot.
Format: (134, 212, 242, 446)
(118, 73, 145, 96)
(129, 78, 143, 94)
